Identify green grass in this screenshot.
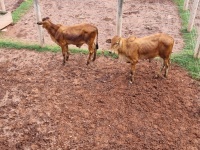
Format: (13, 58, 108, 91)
(0, 39, 59, 52)
(172, 0, 200, 80)
(12, 0, 33, 23)
(171, 51, 200, 80)
(0, 39, 90, 54)
(0, 39, 112, 56)
(173, 0, 198, 50)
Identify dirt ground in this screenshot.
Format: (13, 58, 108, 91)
(0, 48, 199, 149)
(1, 0, 200, 149)
(4, 0, 184, 52)
(3, 0, 24, 12)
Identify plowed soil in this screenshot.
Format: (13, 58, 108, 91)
(0, 49, 199, 149)
(1, 0, 200, 149)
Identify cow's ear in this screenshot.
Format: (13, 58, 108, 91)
(117, 39, 121, 44)
(42, 17, 50, 21)
(106, 39, 111, 43)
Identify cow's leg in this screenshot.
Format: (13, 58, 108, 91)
(164, 58, 170, 77)
(149, 58, 153, 63)
(87, 43, 94, 65)
(61, 46, 67, 65)
(130, 62, 137, 83)
(160, 61, 165, 72)
(92, 43, 97, 61)
(65, 45, 69, 61)
(155, 59, 165, 78)
(157, 60, 165, 77)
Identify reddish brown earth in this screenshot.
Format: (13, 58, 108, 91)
(3, 0, 24, 12)
(1, 0, 200, 149)
(0, 49, 199, 149)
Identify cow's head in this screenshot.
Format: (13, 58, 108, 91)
(37, 17, 51, 29)
(106, 36, 122, 54)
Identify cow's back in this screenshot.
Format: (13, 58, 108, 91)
(64, 23, 97, 34)
(133, 34, 161, 59)
(60, 23, 97, 45)
(129, 33, 174, 59)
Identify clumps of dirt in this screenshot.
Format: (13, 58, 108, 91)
(4, 0, 24, 12)
(0, 49, 199, 149)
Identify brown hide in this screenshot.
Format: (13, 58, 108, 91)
(37, 17, 98, 65)
(106, 33, 174, 82)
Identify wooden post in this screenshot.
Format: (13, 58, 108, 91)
(184, 0, 190, 10)
(194, 34, 200, 58)
(187, 0, 199, 32)
(116, 0, 123, 36)
(0, 0, 6, 11)
(34, 0, 44, 47)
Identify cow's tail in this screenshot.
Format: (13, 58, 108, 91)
(95, 28, 99, 50)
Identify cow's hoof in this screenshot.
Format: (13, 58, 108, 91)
(129, 80, 133, 84)
(154, 75, 159, 78)
(129, 77, 134, 84)
(164, 74, 168, 78)
(153, 74, 165, 79)
(153, 74, 160, 79)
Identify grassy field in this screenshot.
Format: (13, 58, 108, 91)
(172, 0, 200, 80)
(12, 0, 33, 23)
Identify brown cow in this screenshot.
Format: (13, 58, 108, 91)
(106, 33, 174, 83)
(37, 17, 98, 65)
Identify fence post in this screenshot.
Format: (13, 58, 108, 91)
(116, 0, 123, 36)
(34, 0, 44, 47)
(194, 35, 200, 58)
(0, 0, 6, 11)
(187, 0, 199, 32)
(184, 0, 190, 10)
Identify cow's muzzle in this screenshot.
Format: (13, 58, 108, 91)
(107, 49, 115, 54)
(37, 22, 42, 25)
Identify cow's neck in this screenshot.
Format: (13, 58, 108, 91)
(46, 22, 60, 36)
(118, 38, 127, 53)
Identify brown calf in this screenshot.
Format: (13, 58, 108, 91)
(37, 17, 98, 65)
(106, 33, 174, 82)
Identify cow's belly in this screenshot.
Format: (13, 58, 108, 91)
(119, 54, 132, 63)
(69, 40, 85, 47)
(139, 51, 159, 60)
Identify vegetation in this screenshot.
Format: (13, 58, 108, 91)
(0, 39, 96, 55)
(172, 0, 200, 79)
(0, 39, 116, 57)
(12, 0, 33, 23)
(0, 39, 59, 52)
(171, 50, 200, 80)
